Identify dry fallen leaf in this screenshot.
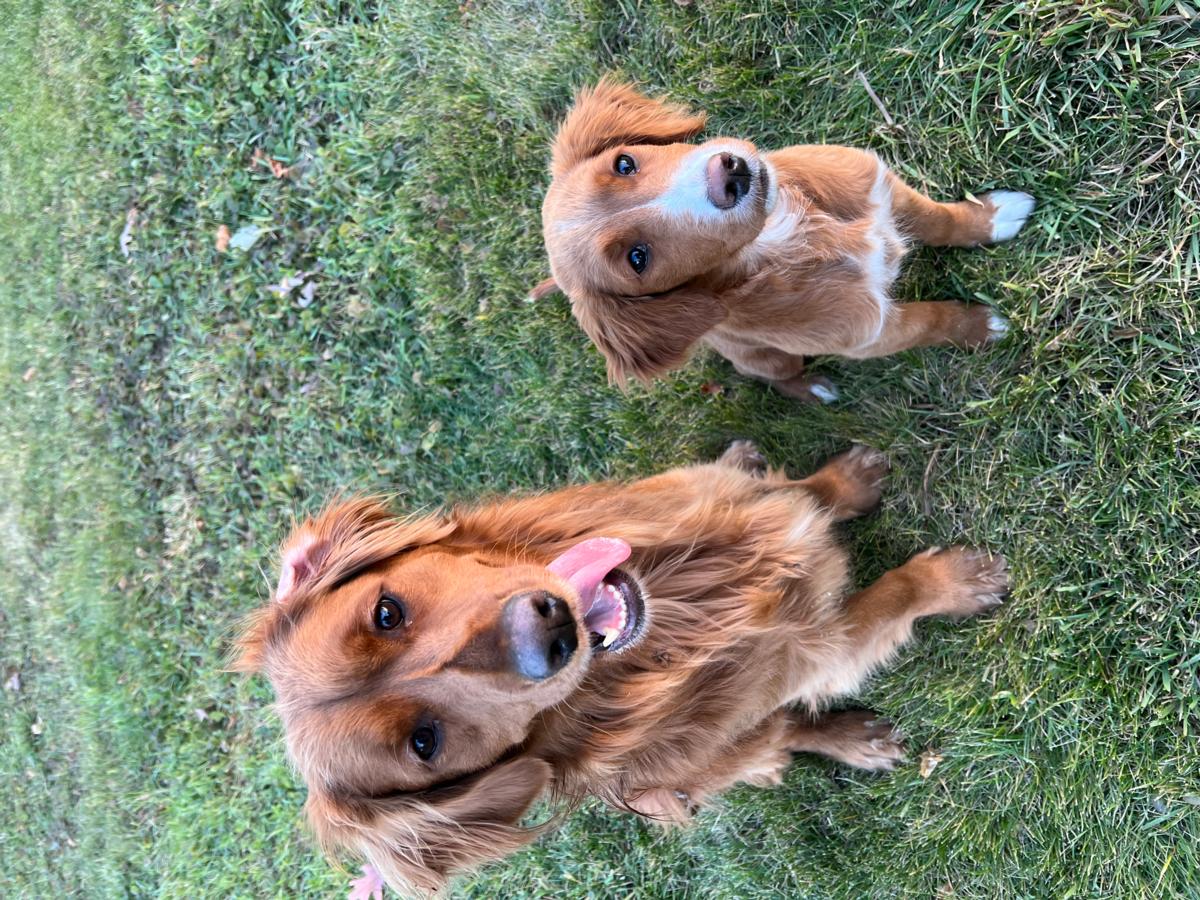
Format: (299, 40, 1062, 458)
(227, 224, 261, 252)
(253, 147, 293, 179)
(700, 381, 725, 396)
(266, 271, 316, 302)
(119, 207, 138, 258)
(215, 224, 230, 253)
(345, 295, 368, 318)
(918, 749, 943, 778)
(265, 274, 307, 298)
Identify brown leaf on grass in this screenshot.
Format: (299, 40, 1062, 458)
(253, 147, 293, 179)
(918, 749, 943, 778)
(215, 224, 230, 253)
(700, 381, 725, 396)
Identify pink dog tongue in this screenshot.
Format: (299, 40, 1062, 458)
(547, 538, 631, 613)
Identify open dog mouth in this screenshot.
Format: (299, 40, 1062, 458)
(547, 538, 646, 654)
(582, 569, 644, 651)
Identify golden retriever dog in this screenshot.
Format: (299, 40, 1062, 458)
(536, 79, 1035, 402)
(236, 441, 1009, 895)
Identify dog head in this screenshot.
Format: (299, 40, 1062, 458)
(235, 498, 648, 893)
(541, 79, 776, 384)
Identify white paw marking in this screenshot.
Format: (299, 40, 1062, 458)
(988, 190, 1035, 242)
(810, 383, 839, 404)
(987, 312, 1009, 341)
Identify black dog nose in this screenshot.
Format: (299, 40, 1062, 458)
(501, 592, 578, 681)
(706, 152, 752, 209)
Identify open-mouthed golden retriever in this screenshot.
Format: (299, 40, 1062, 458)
(536, 79, 1035, 402)
(235, 442, 1009, 895)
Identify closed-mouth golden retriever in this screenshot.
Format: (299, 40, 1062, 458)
(236, 441, 1009, 895)
(536, 79, 1035, 401)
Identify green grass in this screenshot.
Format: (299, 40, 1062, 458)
(1, 0, 1197, 896)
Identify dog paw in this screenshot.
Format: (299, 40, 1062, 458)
(812, 444, 889, 519)
(912, 546, 1010, 618)
(840, 443, 890, 493)
(805, 710, 907, 772)
(985, 190, 1035, 243)
(719, 439, 768, 476)
(774, 374, 839, 405)
(987, 311, 1010, 342)
(963, 305, 1014, 348)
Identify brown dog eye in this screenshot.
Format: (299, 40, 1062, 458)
(411, 723, 440, 760)
(374, 595, 406, 630)
(614, 154, 637, 176)
(628, 244, 649, 274)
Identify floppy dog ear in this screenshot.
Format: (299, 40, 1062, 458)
(232, 498, 455, 673)
(231, 530, 329, 672)
(551, 77, 707, 178)
(274, 533, 329, 604)
(310, 756, 554, 896)
(571, 285, 726, 386)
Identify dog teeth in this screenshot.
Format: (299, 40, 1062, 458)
(602, 627, 620, 648)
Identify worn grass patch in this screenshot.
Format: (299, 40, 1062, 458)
(1, 0, 1197, 897)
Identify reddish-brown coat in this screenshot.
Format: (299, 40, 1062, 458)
(236, 445, 1009, 894)
(541, 79, 1028, 398)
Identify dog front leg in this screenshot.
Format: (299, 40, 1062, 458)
(888, 172, 1034, 247)
(794, 547, 1009, 709)
(844, 300, 1009, 358)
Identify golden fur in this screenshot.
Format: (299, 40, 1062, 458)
(236, 442, 1009, 895)
(539, 79, 1035, 400)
